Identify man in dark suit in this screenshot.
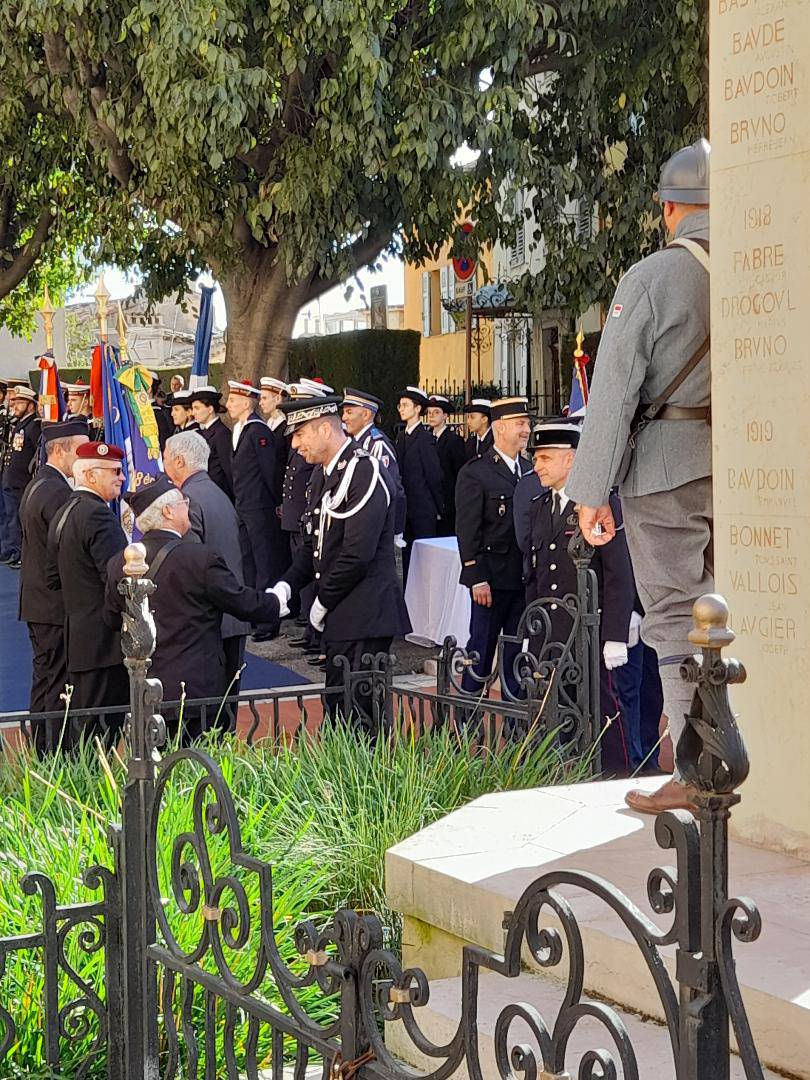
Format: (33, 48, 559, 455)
(275, 395, 411, 734)
(226, 379, 288, 641)
(394, 386, 443, 581)
(455, 397, 533, 699)
(163, 430, 253, 723)
(45, 441, 129, 749)
(464, 399, 494, 461)
(18, 420, 90, 753)
(426, 395, 466, 536)
(1, 385, 42, 568)
(189, 386, 234, 499)
(104, 475, 286, 741)
(524, 419, 648, 773)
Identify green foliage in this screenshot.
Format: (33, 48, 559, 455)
(0, 724, 586, 1073)
(289, 329, 419, 429)
(509, 0, 708, 316)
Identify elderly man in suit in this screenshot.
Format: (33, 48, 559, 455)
(163, 430, 254, 726)
(18, 419, 90, 753)
(45, 441, 129, 749)
(104, 475, 287, 742)
(567, 139, 711, 814)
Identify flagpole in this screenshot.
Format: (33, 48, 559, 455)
(117, 302, 129, 364)
(95, 276, 110, 343)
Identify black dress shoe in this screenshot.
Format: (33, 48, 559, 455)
(289, 636, 311, 648)
(306, 654, 327, 667)
(252, 629, 278, 643)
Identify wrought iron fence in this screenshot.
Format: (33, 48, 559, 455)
(0, 543, 766, 1078)
(423, 378, 558, 418)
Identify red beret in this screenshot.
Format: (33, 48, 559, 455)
(75, 441, 125, 463)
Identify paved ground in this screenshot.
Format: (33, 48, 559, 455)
(247, 617, 439, 683)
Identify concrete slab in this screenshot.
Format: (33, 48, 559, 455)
(385, 778, 810, 1078)
(386, 970, 787, 1079)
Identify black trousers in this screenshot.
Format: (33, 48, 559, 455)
(27, 621, 68, 755)
(461, 588, 525, 698)
(324, 637, 393, 736)
(289, 532, 318, 641)
(68, 664, 130, 751)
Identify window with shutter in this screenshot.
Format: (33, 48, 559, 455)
(422, 271, 432, 337)
(440, 266, 455, 334)
(509, 189, 526, 269)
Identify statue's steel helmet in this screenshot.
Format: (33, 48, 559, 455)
(658, 138, 710, 204)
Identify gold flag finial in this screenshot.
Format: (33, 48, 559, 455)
(574, 325, 585, 358)
(95, 276, 110, 341)
(117, 302, 128, 364)
(40, 285, 55, 353)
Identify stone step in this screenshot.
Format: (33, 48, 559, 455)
(386, 778, 810, 1078)
(386, 968, 788, 1079)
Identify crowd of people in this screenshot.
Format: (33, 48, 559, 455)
(0, 137, 713, 817)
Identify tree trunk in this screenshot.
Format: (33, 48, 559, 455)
(219, 254, 311, 383)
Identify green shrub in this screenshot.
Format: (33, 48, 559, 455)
(0, 725, 586, 1075)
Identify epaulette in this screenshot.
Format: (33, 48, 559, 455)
(354, 447, 371, 459)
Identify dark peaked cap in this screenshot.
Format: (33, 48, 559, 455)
(41, 419, 90, 444)
(122, 474, 177, 517)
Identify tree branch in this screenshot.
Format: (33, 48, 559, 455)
(305, 225, 394, 304)
(0, 205, 55, 300)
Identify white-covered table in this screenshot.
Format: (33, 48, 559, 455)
(404, 536, 471, 648)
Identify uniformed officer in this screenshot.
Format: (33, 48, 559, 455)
(104, 474, 287, 741)
(567, 138, 711, 813)
(464, 398, 494, 461)
(341, 387, 406, 538)
(1, 385, 42, 568)
(45, 441, 129, 749)
(426, 395, 467, 536)
(394, 386, 444, 580)
(274, 395, 411, 734)
(455, 397, 533, 699)
(226, 379, 288, 640)
(188, 385, 234, 499)
(168, 389, 199, 432)
(259, 376, 288, 429)
(524, 420, 647, 773)
(18, 419, 90, 753)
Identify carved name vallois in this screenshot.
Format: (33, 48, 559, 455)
(729, 569, 798, 594)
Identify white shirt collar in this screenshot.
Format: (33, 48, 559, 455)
(200, 416, 218, 430)
(73, 485, 104, 499)
(494, 446, 518, 472)
(325, 438, 352, 476)
(433, 423, 447, 438)
(45, 461, 71, 481)
(552, 486, 571, 510)
(357, 423, 373, 442)
(405, 419, 421, 434)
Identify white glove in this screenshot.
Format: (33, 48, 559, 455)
(603, 641, 628, 670)
(266, 581, 291, 618)
(394, 533, 407, 549)
(309, 597, 328, 633)
(628, 610, 643, 649)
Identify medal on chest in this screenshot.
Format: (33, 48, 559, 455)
(12, 431, 24, 452)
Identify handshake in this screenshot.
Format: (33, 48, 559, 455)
(265, 581, 328, 633)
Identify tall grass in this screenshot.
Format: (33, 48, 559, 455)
(0, 724, 587, 1075)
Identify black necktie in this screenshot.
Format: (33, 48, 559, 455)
(514, 461, 521, 482)
(552, 491, 562, 523)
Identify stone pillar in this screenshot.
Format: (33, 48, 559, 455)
(711, 0, 810, 856)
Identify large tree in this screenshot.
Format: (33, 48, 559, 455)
(4, 0, 551, 378)
(507, 0, 708, 317)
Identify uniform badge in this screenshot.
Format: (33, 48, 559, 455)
(306, 521, 313, 534)
(611, 303, 623, 318)
(12, 432, 23, 451)
(259, 437, 268, 447)
(498, 503, 506, 517)
(97, 444, 109, 456)
(338, 460, 347, 470)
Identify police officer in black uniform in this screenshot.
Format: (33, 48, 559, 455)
(18, 419, 90, 752)
(341, 387, 406, 539)
(1, 385, 42, 568)
(45, 441, 129, 749)
(455, 397, 533, 698)
(394, 386, 444, 580)
(188, 385, 234, 499)
(104, 475, 286, 741)
(524, 419, 645, 773)
(274, 395, 411, 733)
(226, 379, 288, 640)
(426, 395, 466, 536)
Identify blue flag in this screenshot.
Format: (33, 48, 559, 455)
(189, 285, 215, 389)
(100, 343, 163, 536)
